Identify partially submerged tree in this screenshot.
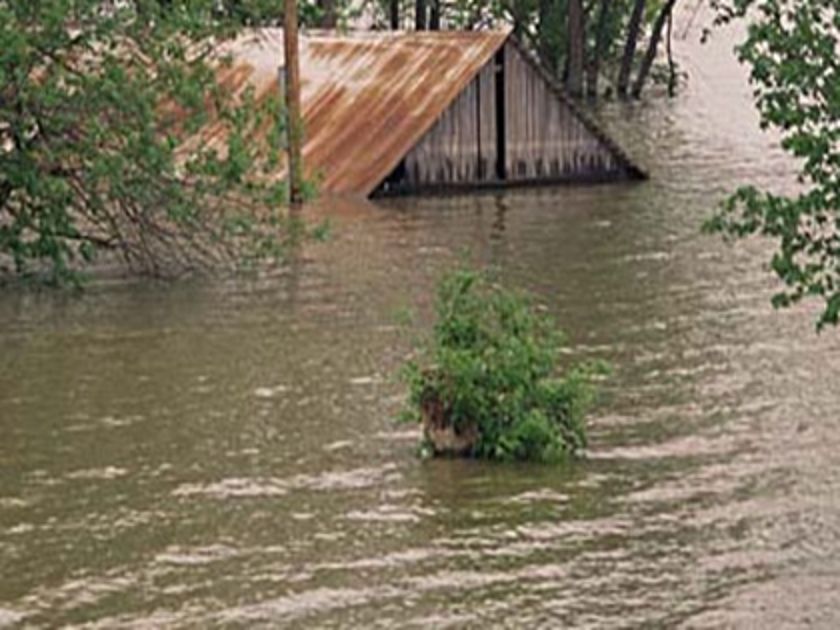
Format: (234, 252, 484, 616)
(390, 0, 401, 28)
(421, 0, 681, 99)
(706, 0, 840, 329)
(566, 0, 585, 96)
(402, 267, 606, 462)
(617, 0, 647, 95)
(586, 0, 612, 97)
(0, 0, 296, 284)
(415, 0, 427, 29)
(631, 0, 678, 98)
(352, 0, 682, 99)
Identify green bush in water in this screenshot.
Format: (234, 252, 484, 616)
(402, 268, 606, 462)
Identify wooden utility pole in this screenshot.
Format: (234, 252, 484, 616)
(284, 0, 303, 206)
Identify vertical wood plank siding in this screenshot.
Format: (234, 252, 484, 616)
(377, 40, 634, 194)
(503, 43, 620, 181)
(403, 61, 497, 186)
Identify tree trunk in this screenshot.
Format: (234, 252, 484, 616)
(586, 0, 610, 97)
(284, 0, 303, 206)
(317, 0, 337, 27)
(390, 0, 399, 29)
(617, 0, 645, 96)
(537, 0, 554, 70)
(566, 0, 585, 96)
(631, 0, 677, 98)
(415, 0, 426, 30)
(666, 10, 676, 96)
(429, 0, 440, 29)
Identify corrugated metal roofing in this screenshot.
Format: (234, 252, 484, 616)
(222, 29, 509, 196)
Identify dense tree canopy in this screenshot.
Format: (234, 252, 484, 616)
(0, 0, 293, 283)
(372, 0, 681, 98)
(706, 0, 840, 328)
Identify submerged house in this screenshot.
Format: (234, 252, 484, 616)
(225, 29, 645, 197)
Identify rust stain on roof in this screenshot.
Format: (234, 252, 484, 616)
(225, 29, 509, 196)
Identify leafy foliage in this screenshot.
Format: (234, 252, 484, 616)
(166, 0, 330, 28)
(402, 268, 606, 462)
(706, 0, 840, 328)
(0, 0, 305, 284)
(365, 0, 680, 97)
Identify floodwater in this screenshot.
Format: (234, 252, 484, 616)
(3, 16, 840, 630)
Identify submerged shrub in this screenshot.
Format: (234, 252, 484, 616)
(402, 268, 606, 463)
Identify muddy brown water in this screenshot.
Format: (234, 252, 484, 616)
(2, 17, 840, 629)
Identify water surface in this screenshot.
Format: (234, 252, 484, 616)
(2, 14, 840, 629)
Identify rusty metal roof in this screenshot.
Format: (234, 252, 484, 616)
(224, 29, 509, 196)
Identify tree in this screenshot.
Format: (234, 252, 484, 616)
(415, 0, 427, 29)
(536, 0, 564, 73)
(316, 0, 338, 27)
(587, 0, 611, 97)
(706, 0, 840, 328)
(617, 0, 646, 95)
(390, 0, 401, 28)
(631, 0, 678, 98)
(417, 0, 676, 99)
(566, 0, 585, 96)
(401, 267, 604, 461)
(0, 0, 294, 283)
(429, 0, 441, 30)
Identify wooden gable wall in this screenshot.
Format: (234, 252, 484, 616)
(374, 40, 640, 195)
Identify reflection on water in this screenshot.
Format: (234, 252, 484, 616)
(3, 12, 840, 629)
